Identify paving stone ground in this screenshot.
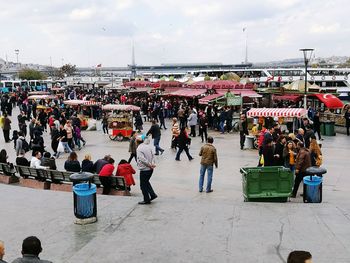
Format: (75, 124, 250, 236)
(1, 108, 350, 263)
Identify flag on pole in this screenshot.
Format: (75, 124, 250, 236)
(96, 64, 102, 68)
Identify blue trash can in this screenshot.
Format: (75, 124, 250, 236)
(73, 183, 97, 219)
(303, 176, 323, 203)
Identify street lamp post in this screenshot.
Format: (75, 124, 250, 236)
(300, 48, 314, 110)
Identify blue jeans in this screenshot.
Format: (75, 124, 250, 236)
(199, 165, 214, 192)
(56, 141, 72, 158)
(153, 137, 164, 155)
(219, 121, 225, 133)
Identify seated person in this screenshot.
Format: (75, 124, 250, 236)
(81, 154, 94, 173)
(99, 158, 115, 195)
(0, 149, 8, 164)
(41, 152, 57, 170)
(64, 152, 81, 172)
(30, 152, 48, 169)
(16, 150, 30, 167)
(12, 236, 52, 263)
(116, 159, 136, 191)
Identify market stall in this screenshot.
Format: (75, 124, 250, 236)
(247, 108, 308, 148)
(63, 100, 102, 130)
(102, 104, 141, 141)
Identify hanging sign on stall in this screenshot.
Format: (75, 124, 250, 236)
(225, 92, 242, 106)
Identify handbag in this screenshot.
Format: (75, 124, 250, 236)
(57, 141, 64, 153)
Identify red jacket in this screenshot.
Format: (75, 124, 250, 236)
(116, 163, 136, 186)
(99, 164, 115, 177)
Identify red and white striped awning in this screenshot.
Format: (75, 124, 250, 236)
(102, 104, 140, 111)
(247, 108, 307, 118)
(63, 100, 101, 106)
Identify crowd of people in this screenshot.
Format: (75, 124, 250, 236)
(253, 116, 323, 198)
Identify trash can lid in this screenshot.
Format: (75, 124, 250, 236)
(70, 172, 94, 183)
(305, 166, 327, 176)
(303, 175, 323, 185)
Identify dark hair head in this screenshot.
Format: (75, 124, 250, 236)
(22, 236, 42, 256)
(207, 136, 214, 144)
(119, 159, 128, 165)
(277, 135, 286, 143)
(152, 120, 157, 125)
(108, 158, 115, 164)
(68, 152, 78, 161)
(18, 131, 23, 137)
(43, 152, 51, 158)
(34, 151, 41, 157)
(131, 131, 136, 137)
(103, 155, 111, 161)
(287, 250, 312, 263)
(265, 137, 273, 144)
(297, 142, 304, 148)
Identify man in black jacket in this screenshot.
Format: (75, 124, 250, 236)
(146, 120, 164, 155)
(238, 114, 249, 150)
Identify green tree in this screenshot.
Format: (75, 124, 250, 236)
(60, 64, 76, 76)
(204, 75, 211, 81)
(19, 69, 46, 80)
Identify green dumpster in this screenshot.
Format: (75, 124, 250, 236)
(320, 122, 325, 136)
(323, 121, 335, 136)
(240, 166, 294, 202)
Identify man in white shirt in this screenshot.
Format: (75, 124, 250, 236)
(30, 152, 48, 169)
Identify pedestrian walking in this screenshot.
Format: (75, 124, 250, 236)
(146, 120, 164, 155)
(198, 136, 218, 193)
(238, 114, 248, 150)
(188, 110, 198, 137)
(2, 114, 11, 143)
(171, 117, 180, 149)
(175, 127, 193, 161)
(137, 137, 157, 205)
(291, 142, 312, 198)
(344, 107, 350, 136)
(128, 131, 138, 163)
(102, 114, 108, 134)
(199, 113, 208, 143)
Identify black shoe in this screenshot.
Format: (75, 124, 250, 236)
(83, 141, 86, 146)
(155, 153, 160, 156)
(150, 195, 158, 201)
(138, 201, 151, 205)
(160, 150, 164, 155)
(175, 159, 180, 161)
(206, 189, 213, 193)
(189, 157, 194, 161)
(199, 189, 203, 193)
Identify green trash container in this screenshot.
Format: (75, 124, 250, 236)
(240, 166, 294, 202)
(320, 122, 326, 136)
(323, 121, 335, 136)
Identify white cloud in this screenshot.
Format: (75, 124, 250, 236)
(309, 23, 340, 34)
(0, 0, 349, 66)
(69, 8, 95, 20)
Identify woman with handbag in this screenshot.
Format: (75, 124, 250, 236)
(175, 127, 194, 161)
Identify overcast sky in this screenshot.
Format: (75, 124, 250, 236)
(0, 0, 349, 67)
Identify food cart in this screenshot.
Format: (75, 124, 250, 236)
(102, 104, 141, 141)
(246, 108, 308, 149)
(63, 100, 102, 130)
(28, 94, 57, 114)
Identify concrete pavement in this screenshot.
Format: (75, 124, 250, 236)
(0, 109, 350, 262)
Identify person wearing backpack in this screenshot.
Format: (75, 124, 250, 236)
(16, 132, 30, 156)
